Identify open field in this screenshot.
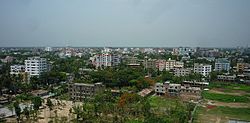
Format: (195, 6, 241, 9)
(209, 82, 250, 93)
(202, 91, 250, 103)
(194, 82, 250, 123)
(194, 106, 250, 123)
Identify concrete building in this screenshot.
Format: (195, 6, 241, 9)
(69, 82, 105, 101)
(44, 47, 52, 52)
(175, 61, 184, 68)
(10, 65, 25, 75)
(180, 86, 201, 95)
(194, 63, 212, 77)
(1, 56, 14, 63)
(214, 58, 230, 72)
(91, 53, 121, 68)
(166, 59, 184, 71)
(143, 58, 157, 69)
(25, 57, 49, 76)
(182, 81, 209, 89)
(237, 63, 250, 73)
(155, 59, 166, 71)
(155, 81, 181, 96)
(155, 83, 166, 95)
(124, 56, 141, 68)
(174, 68, 191, 76)
(166, 59, 176, 71)
(217, 75, 236, 81)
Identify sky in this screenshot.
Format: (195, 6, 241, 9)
(0, 0, 250, 47)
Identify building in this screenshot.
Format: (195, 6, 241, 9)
(166, 59, 176, 71)
(25, 57, 49, 76)
(10, 65, 25, 75)
(124, 56, 141, 68)
(91, 53, 120, 68)
(143, 58, 157, 69)
(155, 83, 166, 95)
(180, 86, 201, 95)
(174, 68, 191, 76)
(166, 58, 184, 71)
(155, 59, 166, 71)
(182, 81, 209, 89)
(175, 61, 184, 68)
(214, 58, 230, 72)
(45, 47, 53, 52)
(217, 75, 236, 81)
(155, 81, 181, 96)
(194, 63, 212, 77)
(1, 56, 14, 63)
(69, 82, 105, 101)
(237, 63, 250, 73)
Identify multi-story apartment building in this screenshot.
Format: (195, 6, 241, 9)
(143, 58, 157, 69)
(155, 59, 166, 71)
(25, 57, 49, 76)
(236, 63, 250, 73)
(166, 59, 184, 71)
(175, 61, 184, 68)
(214, 58, 230, 72)
(194, 63, 212, 77)
(174, 68, 191, 76)
(166, 59, 176, 71)
(92, 53, 120, 68)
(10, 65, 25, 75)
(155, 81, 202, 97)
(69, 82, 105, 101)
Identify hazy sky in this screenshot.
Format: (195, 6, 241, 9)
(0, 0, 250, 47)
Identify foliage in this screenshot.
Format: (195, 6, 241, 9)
(32, 96, 42, 111)
(13, 101, 21, 121)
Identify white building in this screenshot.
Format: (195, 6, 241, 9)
(194, 63, 212, 77)
(166, 58, 184, 71)
(166, 59, 176, 71)
(45, 47, 52, 52)
(25, 57, 49, 76)
(10, 65, 25, 75)
(174, 68, 191, 76)
(91, 53, 120, 68)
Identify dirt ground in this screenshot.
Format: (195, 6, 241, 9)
(209, 88, 247, 96)
(5, 99, 82, 123)
(194, 88, 250, 123)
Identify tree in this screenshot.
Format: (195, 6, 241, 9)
(23, 106, 30, 120)
(46, 98, 53, 117)
(13, 101, 21, 122)
(73, 105, 82, 120)
(32, 96, 42, 117)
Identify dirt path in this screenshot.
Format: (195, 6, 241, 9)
(215, 117, 221, 123)
(205, 100, 250, 108)
(209, 88, 247, 96)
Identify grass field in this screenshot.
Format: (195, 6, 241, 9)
(202, 91, 250, 103)
(209, 82, 250, 92)
(148, 96, 180, 108)
(194, 106, 250, 123)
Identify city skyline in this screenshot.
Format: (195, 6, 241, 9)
(0, 0, 250, 47)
